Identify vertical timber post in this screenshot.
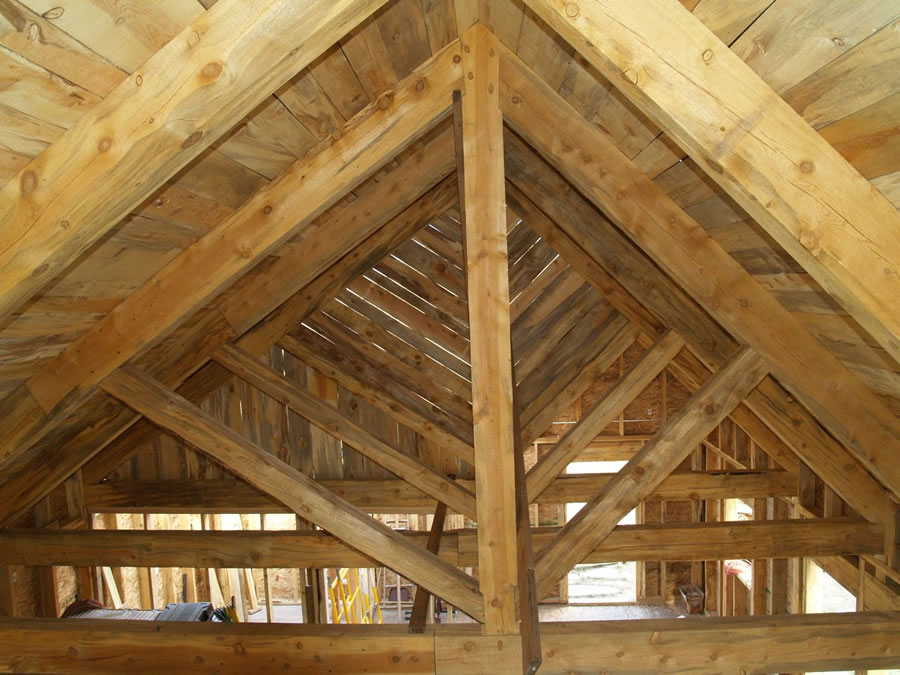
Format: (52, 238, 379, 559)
(460, 23, 522, 637)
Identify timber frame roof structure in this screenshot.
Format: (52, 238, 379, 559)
(0, 0, 898, 672)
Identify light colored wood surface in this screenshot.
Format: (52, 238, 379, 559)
(100, 366, 485, 622)
(461, 23, 519, 635)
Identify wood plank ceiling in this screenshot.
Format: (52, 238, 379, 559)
(0, 0, 897, 539)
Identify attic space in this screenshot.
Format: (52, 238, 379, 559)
(0, 0, 898, 673)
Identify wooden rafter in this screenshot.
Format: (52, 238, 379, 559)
(534, 347, 770, 598)
(499, 43, 900, 501)
(100, 366, 485, 622)
(506, 128, 890, 528)
(0, 38, 465, 474)
(0, 164, 459, 528)
(523, 0, 900, 363)
(0, 0, 389, 324)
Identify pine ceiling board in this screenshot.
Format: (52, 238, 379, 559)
(510, 257, 569, 324)
(276, 68, 347, 142)
(820, 92, 900, 180)
(517, 6, 572, 91)
(727, 247, 806, 278)
(169, 148, 268, 210)
(872, 170, 900, 208)
(511, 274, 590, 358)
(131, 183, 235, 232)
(0, 148, 29, 185)
(0, 103, 63, 161)
(784, 18, 900, 130)
(343, 277, 471, 367)
(368, 265, 470, 340)
(240, 97, 318, 161)
(849, 363, 900, 400)
(652, 159, 724, 209)
(341, 15, 398, 99)
(479, 0, 525, 51)
(420, 0, 458, 53)
(630, 134, 685, 180)
(391, 239, 467, 297)
(0, 44, 101, 128)
(691, 0, 775, 45)
(506, 220, 540, 266)
(307, 309, 473, 423)
(18, 0, 205, 73)
(0, 0, 128, 97)
(214, 119, 298, 180)
(308, 44, 371, 121)
(413, 221, 464, 266)
(323, 297, 471, 401)
(730, 0, 898, 94)
(557, 55, 613, 126)
(371, 257, 469, 334)
(508, 237, 557, 300)
(377, 0, 431, 80)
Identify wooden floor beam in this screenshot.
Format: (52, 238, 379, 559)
(1, 614, 898, 674)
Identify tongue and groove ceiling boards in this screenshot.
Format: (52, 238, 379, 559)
(0, 0, 898, 667)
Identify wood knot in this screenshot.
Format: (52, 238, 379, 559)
(799, 160, 815, 174)
(201, 61, 223, 79)
(702, 49, 713, 63)
(453, 54, 461, 64)
(263, 205, 273, 215)
(42, 6, 64, 19)
(622, 69, 638, 85)
(240, 247, 252, 259)
(97, 136, 112, 153)
(182, 130, 203, 148)
(376, 92, 393, 110)
(20, 170, 38, 196)
(135, 74, 143, 86)
(511, 95, 521, 104)
(565, 2, 579, 17)
(60, 219, 70, 229)
(415, 78, 425, 91)
(188, 31, 200, 48)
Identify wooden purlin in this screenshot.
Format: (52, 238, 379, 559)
(3, 518, 880, 569)
(82, 468, 798, 514)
